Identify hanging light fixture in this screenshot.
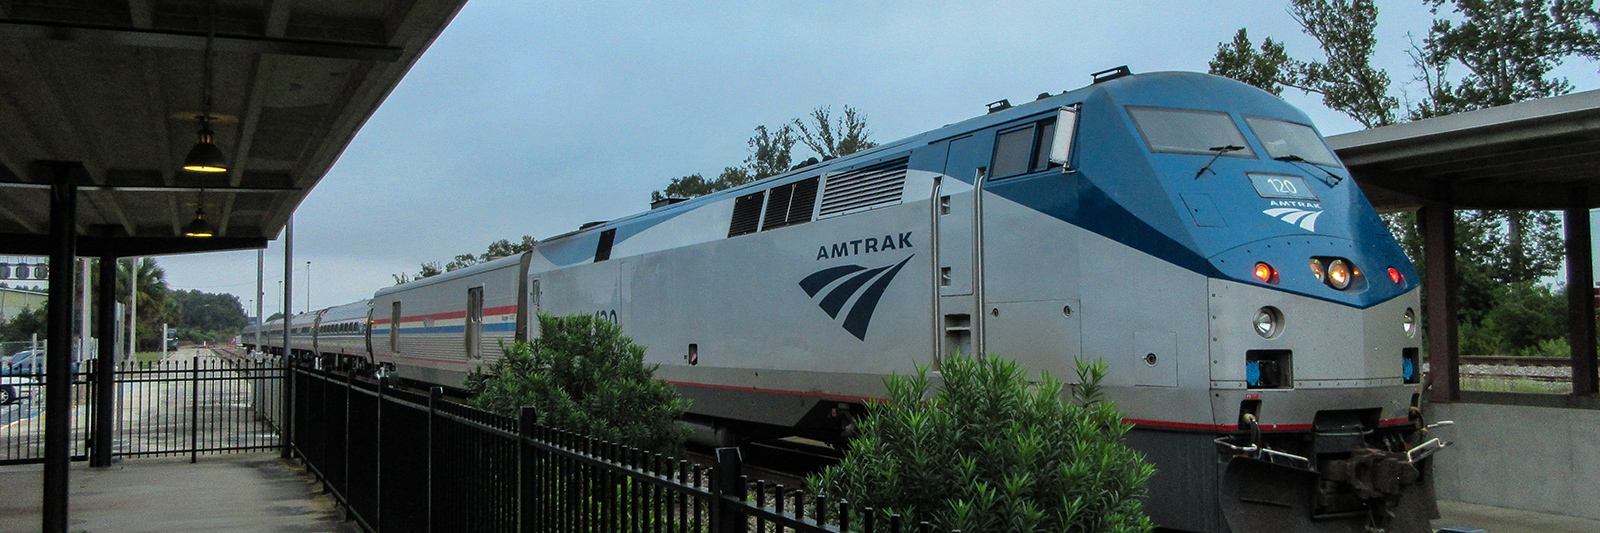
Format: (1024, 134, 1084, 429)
(183, 206, 215, 237)
(184, 180, 215, 238)
(182, 0, 226, 173)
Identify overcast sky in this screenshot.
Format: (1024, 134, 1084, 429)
(51, 0, 1599, 319)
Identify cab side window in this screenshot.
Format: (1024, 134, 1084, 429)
(990, 118, 1059, 179)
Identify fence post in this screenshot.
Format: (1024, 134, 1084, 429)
(375, 376, 386, 531)
(344, 368, 355, 500)
(280, 355, 293, 459)
(428, 387, 442, 533)
(518, 405, 537, 533)
(713, 447, 744, 533)
(189, 357, 200, 463)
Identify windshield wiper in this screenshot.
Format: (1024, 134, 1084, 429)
(1194, 145, 1245, 179)
(1274, 155, 1344, 187)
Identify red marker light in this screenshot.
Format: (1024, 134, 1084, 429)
(1388, 267, 1403, 284)
(1253, 262, 1276, 284)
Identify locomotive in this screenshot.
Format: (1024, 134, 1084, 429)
(251, 68, 1446, 533)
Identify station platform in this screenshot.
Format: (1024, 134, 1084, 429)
(0, 452, 1595, 532)
(0, 453, 354, 532)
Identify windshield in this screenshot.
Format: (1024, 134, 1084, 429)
(1245, 116, 1340, 167)
(1127, 106, 1256, 157)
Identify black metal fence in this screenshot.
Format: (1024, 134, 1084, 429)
(0, 351, 283, 465)
(0, 366, 88, 465)
(291, 365, 945, 533)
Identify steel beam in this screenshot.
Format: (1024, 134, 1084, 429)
(42, 169, 76, 533)
(0, 233, 266, 256)
(0, 20, 403, 62)
(1566, 191, 1598, 395)
(92, 238, 116, 467)
(1420, 198, 1460, 403)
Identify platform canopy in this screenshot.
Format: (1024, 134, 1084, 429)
(1330, 88, 1600, 212)
(0, 0, 468, 257)
(1329, 88, 1600, 402)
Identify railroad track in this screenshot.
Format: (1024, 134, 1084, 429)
(1458, 356, 1572, 384)
(1459, 355, 1570, 367)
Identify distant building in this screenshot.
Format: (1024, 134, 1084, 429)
(0, 286, 46, 322)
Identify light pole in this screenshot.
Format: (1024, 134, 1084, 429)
(305, 260, 311, 313)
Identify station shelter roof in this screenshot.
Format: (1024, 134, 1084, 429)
(0, 0, 469, 257)
(1329, 88, 1600, 212)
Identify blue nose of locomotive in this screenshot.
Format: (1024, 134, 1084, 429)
(1049, 72, 1417, 308)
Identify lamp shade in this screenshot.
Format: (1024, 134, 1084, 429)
(182, 129, 228, 173)
(183, 212, 215, 237)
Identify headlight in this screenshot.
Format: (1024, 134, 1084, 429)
(1327, 259, 1352, 290)
(1309, 258, 1325, 282)
(1253, 306, 1283, 339)
(1403, 307, 1416, 337)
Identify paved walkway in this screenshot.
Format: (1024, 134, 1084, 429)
(1435, 499, 1600, 533)
(0, 453, 356, 533)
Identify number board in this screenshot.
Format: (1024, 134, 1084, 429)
(1247, 173, 1318, 200)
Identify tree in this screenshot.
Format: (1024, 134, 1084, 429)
(1412, 0, 1600, 119)
(465, 313, 689, 454)
(171, 289, 247, 343)
(650, 167, 758, 203)
(395, 236, 538, 284)
(1209, 1, 1397, 127)
(118, 258, 180, 351)
(810, 354, 1155, 532)
(745, 123, 797, 180)
(0, 304, 47, 342)
(650, 105, 878, 202)
(1209, 29, 1293, 96)
(792, 105, 879, 159)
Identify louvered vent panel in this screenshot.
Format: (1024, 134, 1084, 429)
(762, 183, 795, 230)
(786, 177, 819, 224)
(727, 192, 765, 237)
(818, 158, 909, 218)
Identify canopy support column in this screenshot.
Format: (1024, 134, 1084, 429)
(1421, 198, 1460, 403)
(92, 231, 117, 467)
(42, 165, 78, 533)
(1566, 190, 1597, 395)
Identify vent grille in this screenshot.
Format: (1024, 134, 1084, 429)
(763, 183, 794, 229)
(761, 177, 820, 231)
(818, 158, 908, 218)
(727, 192, 764, 237)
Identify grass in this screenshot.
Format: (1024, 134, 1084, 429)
(134, 351, 165, 364)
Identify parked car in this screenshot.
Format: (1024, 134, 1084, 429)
(0, 374, 37, 404)
(2, 349, 80, 377)
(4, 350, 37, 373)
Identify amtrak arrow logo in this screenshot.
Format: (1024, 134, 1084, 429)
(1263, 207, 1322, 232)
(798, 256, 913, 341)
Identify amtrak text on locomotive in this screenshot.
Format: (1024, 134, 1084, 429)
(817, 232, 913, 260)
(1268, 200, 1321, 209)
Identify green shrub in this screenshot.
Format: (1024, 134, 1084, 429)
(465, 313, 689, 454)
(809, 354, 1155, 533)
